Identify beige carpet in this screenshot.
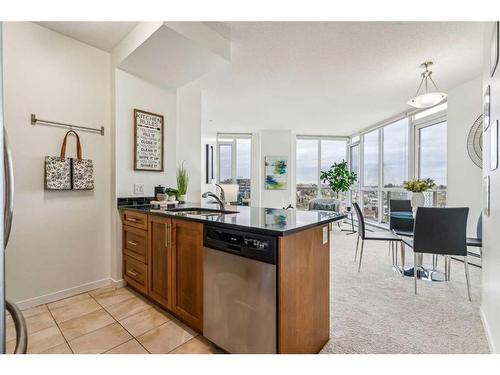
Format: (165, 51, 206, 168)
(320, 226, 490, 354)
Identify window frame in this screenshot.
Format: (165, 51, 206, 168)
(295, 135, 349, 209)
(349, 103, 447, 225)
(216, 133, 252, 184)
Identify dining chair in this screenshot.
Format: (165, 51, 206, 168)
(389, 199, 414, 237)
(401, 207, 471, 301)
(466, 214, 482, 258)
(388, 199, 413, 267)
(352, 202, 401, 273)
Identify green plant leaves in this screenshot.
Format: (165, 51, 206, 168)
(402, 178, 436, 192)
(320, 160, 357, 198)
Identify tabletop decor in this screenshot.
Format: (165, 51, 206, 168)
(134, 108, 164, 171)
(320, 160, 357, 200)
(176, 162, 189, 203)
(403, 178, 435, 210)
(265, 156, 288, 190)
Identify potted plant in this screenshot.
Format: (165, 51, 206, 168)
(177, 162, 189, 203)
(320, 160, 357, 208)
(403, 178, 436, 210)
(165, 187, 179, 202)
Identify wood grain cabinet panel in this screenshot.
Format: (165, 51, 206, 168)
(123, 225, 148, 263)
(122, 210, 148, 230)
(124, 255, 148, 295)
(278, 225, 330, 353)
(148, 215, 173, 310)
(171, 219, 204, 333)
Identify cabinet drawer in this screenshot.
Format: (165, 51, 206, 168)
(124, 256, 148, 295)
(124, 226, 148, 263)
(122, 210, 148, 230)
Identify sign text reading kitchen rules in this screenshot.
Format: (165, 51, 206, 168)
(134, 109, 164, 171)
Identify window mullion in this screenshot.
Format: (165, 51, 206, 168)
(317, 139, 322, 198)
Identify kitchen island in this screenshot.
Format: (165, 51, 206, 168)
(119, 202, 345, 354)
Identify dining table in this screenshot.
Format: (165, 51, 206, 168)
(389, 210, 446, 282)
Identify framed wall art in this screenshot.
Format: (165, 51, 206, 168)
(265, 156, 288, 190)
(206, 144, 214, 184)
(483, 175, 491, 217)
(491, 21, 499, 77)
(491, 120, 498, 171)
(134, 109, 164, 171)
(484, 85, 491, 131)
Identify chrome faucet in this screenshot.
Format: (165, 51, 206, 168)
(215, 183, 226, 203)
(202, 191, 225, 210)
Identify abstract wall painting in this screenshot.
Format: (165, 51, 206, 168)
(265, 156, 288, 190)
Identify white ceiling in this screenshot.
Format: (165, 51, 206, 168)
(118, 25, 228, 88)
(35, 22, 138, 51)
(201, 22, 485, 136)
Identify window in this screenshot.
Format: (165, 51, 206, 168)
(296, 137, 347, 209)
(383, 119, 408, 188)
(296, 139, 318, 209)
(217, 134, 252, 202)
(362, 130, 379, 188)
(350, 102, 447, 226)
(349, 143, 360, 204)
(417, 121, 447, 207)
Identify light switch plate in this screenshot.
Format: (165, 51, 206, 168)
(322, 226, 328, 244)
(134, 183, 144, 195)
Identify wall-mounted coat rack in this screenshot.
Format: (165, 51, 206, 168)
(31, 114, 104, 136)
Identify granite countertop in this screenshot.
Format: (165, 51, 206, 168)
(119, 201, 347, 236)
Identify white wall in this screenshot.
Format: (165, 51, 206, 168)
(3, 22, 112, 303)
(481, 22, 500, 354)
(177, 81, 202, 202)
(446, 76, 483, 236)
(115, 69, 177, 197)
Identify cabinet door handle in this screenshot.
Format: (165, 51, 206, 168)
(127, 270, 138, 277)
(126, 217, 138, 222)
(127, 240, 138, 246)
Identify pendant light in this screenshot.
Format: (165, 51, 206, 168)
(407, 61, 447, 109)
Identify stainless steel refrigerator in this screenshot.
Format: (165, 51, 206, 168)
(1, 22, 27, 354)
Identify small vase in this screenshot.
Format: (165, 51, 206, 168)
(410, 192, 425, 211)
(178, 194, 187, 203)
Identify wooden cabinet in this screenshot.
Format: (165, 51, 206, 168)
(171, 219, 204, 333)
(124, 225, 148, 263)
(121, 211, 204, 333)
(148, 215, 173, 310)
(122, 210, 148, 230)
(124, 255, 148, 294)
(278, 225, 330, 353)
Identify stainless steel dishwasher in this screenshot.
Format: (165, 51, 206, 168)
(203, 225, 277, 354)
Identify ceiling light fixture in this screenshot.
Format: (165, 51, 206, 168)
(407, 61, 447, 109)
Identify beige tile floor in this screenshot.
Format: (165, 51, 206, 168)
(6, 286, 225, 354)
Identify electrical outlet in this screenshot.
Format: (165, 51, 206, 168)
(134, 183, 144, 195)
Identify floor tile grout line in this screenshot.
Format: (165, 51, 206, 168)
(45, 303, 74, 354)
(88, 287, 152, 354)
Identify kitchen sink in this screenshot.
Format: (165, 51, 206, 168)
(167, 207, 239, 215)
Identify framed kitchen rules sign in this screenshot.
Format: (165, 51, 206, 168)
(134, 109, 164, 171)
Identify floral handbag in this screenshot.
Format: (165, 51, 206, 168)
(45, 130, 94, 190)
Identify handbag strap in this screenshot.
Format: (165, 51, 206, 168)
(60, 130, 82, 160)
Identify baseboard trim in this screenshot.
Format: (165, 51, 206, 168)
(480, 306, 497, 354)
(15, 278, 115, 310)
(111, 278, 126, 287)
